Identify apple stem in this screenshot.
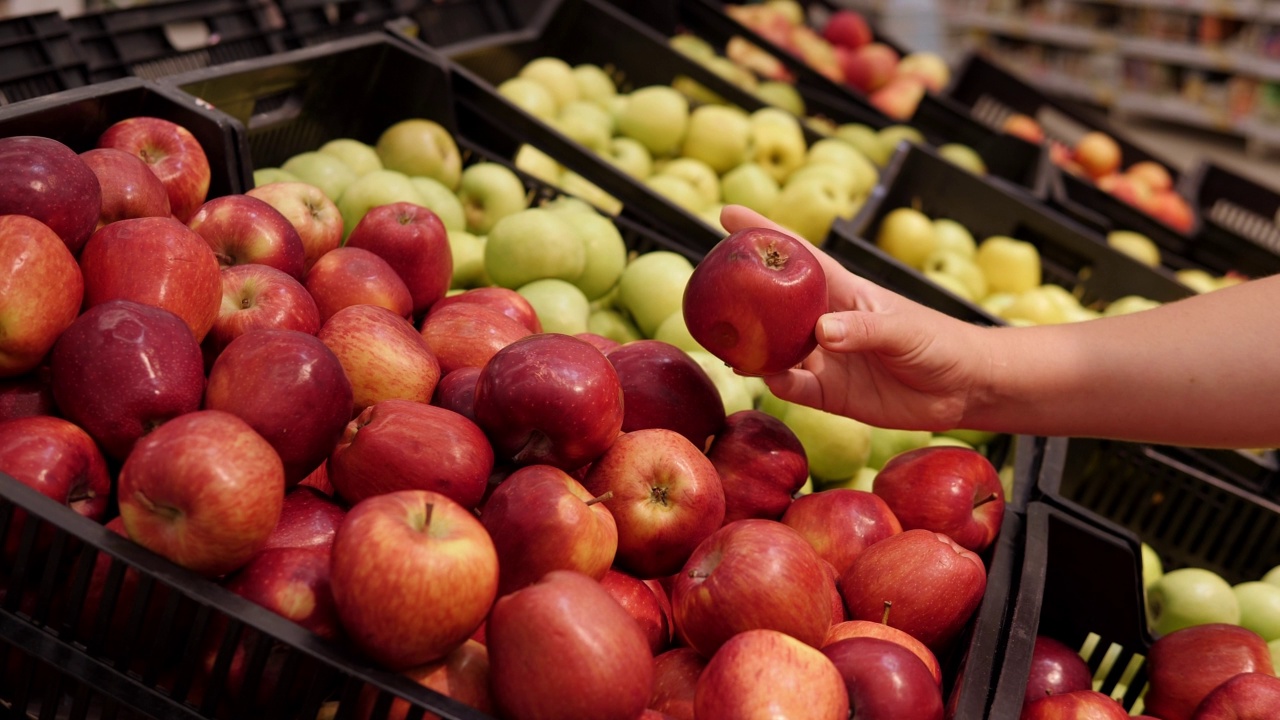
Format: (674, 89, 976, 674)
(214, 251, 235, 267)
(66, 486, 96, 504)
(973, 493, 1000, 509)
(424, 502, 435, 530)
(585, 491, 614, 507)
(687, 570, 709, 580)
(881, 601, 892, 625)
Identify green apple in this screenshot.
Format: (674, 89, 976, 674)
(1141, 544, 1164, 592)
(409, 176, 467, 233)
(939, 428, 999, 446)
(281, 151, 358, 201)
(645, 174, 707, 214)
(807, 116, 838, 137)
(770, 175, 852, 244)
(617, 86, 689, 158)
(559, 171, 623, 215)
(687, 350, 754, 415)
(1263, 566, 1280, 587)
(253, 167, 298, 187)
(514, 143, 562, 186)
(867, 427, 933, 470)
(659, 157, 721, 208)
(700, 204, 728, 233)
(795, 477, 815, 497)
(336, 169, 425, 238)
(823, 465, 878, 493)
(1038, 284, 1085, 316)
(979, 292, 1016, 316)
(927, 436, 974, 450)
(588, 308, 643, 343)
(1233, 582, 1280, 641)
(938, 143, 987, 175)
(876, 207, 937, 269)
(573, 63, 617, 108)
(671, 75, 726, 107)
(681, 105, 752, 174)
(975, 236, 1041, 295)
(705, 56, 759, 92)
(1176, 268, 1220, 294)
(653, 309, 706, 353)
(923, 251, 988, 301)
(877, 125, 926, 154)
(1107, 230, 1161, 268)
(456, 162, 528, 235)
(318, 138, 382, 177)
(602, 137, 653, 180)
(835, 124, 892, 167)
(933, 218, 977, 258)
(1064, 305, 1103, 323)
(555, 100, 614, 153)
(447, 230, 487, 289)
(755, 80, 805, 116)
(1000, 288, 1069, 325)
(742, 376, 767, 401)
(781, 402, 873, 482)
(499, 77, 558, 121)
(924, 271, 975, 301)
(484, 208, 586, 289)
(1147, 567, 1240, 637)
(517, 278, 590, 335)
(757, 385, 790, 420)
(616, 250, 695, 337)
(541, 195, 596, 216)
(552, 209, 627, 301)
(1270, 639, 1280, 671)
(669, 33, 715, 61)
(749, 111, 807, 183)
(786, 163, 859, 198)
(766, 0, 805, 24)
(518, 56, 579, 110)
(721, 162, 780, 215)
(806, 138, 878, 196)
(376, 119, 462, 190)
(998, 463, 1015, 502)
(1103, 295, 1161, 316)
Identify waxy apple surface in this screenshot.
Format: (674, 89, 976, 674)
(604, 340, 725, 452)
(710, 410, 808, 524)
(873, 446, 1004, 553)
(694, 628, 849, 720)
(0, 136, 101, 254)
(0, 215, 84, 377)
(98, 116, 211, 223)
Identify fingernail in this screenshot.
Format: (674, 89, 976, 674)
(818, 316, 843, 343)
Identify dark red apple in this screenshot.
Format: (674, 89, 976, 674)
(1024, 635, 1093, 711)
(0, 135, 101, 254)
(354, 639, 493, 720)
(873, 447, 1005, 553)
(419, 302, 531, 375)
(1145, 624, 1274, 720)
(0, 214, 84, 377)
(261, 486, 347, 553)
(825, 620, 943, 686)
(79, 147, 170, 230)
(299, 461, 334, 496)
(1191, 672, 1280, 719)
(604, 340, 725, 452)
(98, 116, 211, 223)
(344, 202, 451, 318)
(694, 628, 849, 720)
(427, 287, 542, 333)
(781, 489, 902, 575)
(0, 369, 56, 421)
(432, 366, 481, 423)
(576, 333, 620, 353)
(225, 545, 341, 641)
(304, 246, 413, 322)
(187, 194, 307, 280)
(822, 559, 847, 625)
(682, 227, 827, 376)
(203, 263, 322, 363)
(709, 410, 808, 524)
(601, 568, 670, 654)
(822, 637, 945, 720)
(650, 647, 707, 720)
(1022, 690, 1129, 719)
(823, 9, 873, 49)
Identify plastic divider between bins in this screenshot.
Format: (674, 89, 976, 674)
(276, 0, 422, 48)
(1177, 160, 1280, 278)
(0, 12, 91, 106)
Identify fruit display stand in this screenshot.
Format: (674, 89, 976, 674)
(1178, 159, 1280, 279)
(274, 0, 466, 49)
(66, 0, 289, 84)
(0, 12, 91, 106)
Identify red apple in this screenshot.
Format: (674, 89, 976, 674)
(672, 519, 831, 657)
(871, 76, 928, 121)
(683, 227, 827, 376)
(782, 489, 902, 575)
(1023, 690, 1129, 719)
(824, 10, 873, 49)
(318, 304, 442, 414)
(50, 300, 204, 460)
(822, 637, 945, 720)
(203, 263, 322, 362)
(488, 570, 653, 720)
(843, 42, 900, 93)
(838, 529, 987, 653)
(824, 619, 942, 686)
(1004, 115, 1046, 144)
(330, 490, 498, 670)
(355, 639, 493, 720)
(1150, 191, 1195, 234)
(0, 369, 55, 421)
(79, 147, 170, 228)
(604, 340, 725, 452)
(419, 302, 531, 375)
(822, 559, 848, 625)
(1145, 624, 1274, 720)
(118, 410, 285, 577)
(205, 329, 353, 485)
(225, 545, 341, 641)
(329, 399, 492, 510)
(304, 246, 413, 322)
(1191, 672, 1280, 719)
(432, 366, 481, 423)
(261, 485, 346, 553)
(427, 287, 542, 334)
(0, 135, 101, 254)
(1127, 161, 1174, 193)
(872, 446, 1004, 553)
(1024, 635, 1094, 712)
(576, 332, 620, 353)
(582, 428, 726, 578)
(694, 628, 849, 720)
(187, 194, 307, 280)
(601, 568, 670, 654)
(710, 410, 808, 524)
(473, 333, 624, 472)
(299, 460, 334, 496)
(479, 464, 617, 596)
(79, 216, 222, 342)
(1073, 132, 1122, 179)
(345, 202, 451, 318)
(98, 116, 211, 223)
(71, 516, 183, 647)
(0, 214, 84, 377)
(650, 647, 707, 720)
(247, 181, 343, 273)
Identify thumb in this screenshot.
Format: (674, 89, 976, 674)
(816, 310, 918, 356)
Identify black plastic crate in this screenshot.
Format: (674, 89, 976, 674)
(1177, 161, 1280, 279)
(0, 12, 91, 107)
(68, 0, 288, 83)
(0, 75, 251, 203)
(277, 0, 422, 47)
(843, 143, 1194, 325)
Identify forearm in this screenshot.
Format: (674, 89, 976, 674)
(962, 275, 1280, 448)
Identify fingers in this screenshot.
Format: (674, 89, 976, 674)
(817, 309, 917, 356)
(720, 205, 783, 236)
(762, 369, 825, 410)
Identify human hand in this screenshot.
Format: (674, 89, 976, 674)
(719, 205, 993, 431)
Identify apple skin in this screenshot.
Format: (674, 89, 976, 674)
(577, 332, 620, 353)
(0, 369, 56, 421)
(488, 570, 654, 720)
(432, 366, 481, 423)
(824, 620, 943, 686)
(261, 486, 346, 553)
(1022, 689, 1129, 719)
(318, 303, 442, 414)
(782, 489, 902, 576)
(118, 410, 285, 577)
(246, 181, 343, 273)
(205, 329, 353, 486)
(329, 399, 492, 510)
(50, 300, 205, 460)
(203, 263, 322, 362)
(672, 519, 831, 657)
(709, 410, 808, 524)
(604, 340, 726, 452)
(0, 215, 84, 378)
(838, 529, 988, 653)
(428, 287, 543, 334)
(419, 303, 531, 375)
(344, 202, 452, 318)
(474, 333, 624, 472)
(80, 147, 171, 228)
(694, 628, 849, 720)
(582, 428, 726, 579)
(225, 545, 342, 641)
(824, 10, 873, 49)
(822, 559, 848, 625)
(1190, 672, 1280, 719)
(682, 227, 828, 376)
(650, 647, 707, 720)
(872, 446, 1005, 553)
(355, 639, 493, 720)
(822, 637, 945, 720)
(304, 246, 413, 322)
(601, 567, 671, 655)
(479, 464, 617, 596)
(331, 490, 498, 670)
(187, 194, 307, 281)
(1073, 132, 1122, 179)
(98, 117, 211, 223)
(1145, 624, 1275, 720)
(79, 216, 223, 343)
(0, 135, 102, 254)
(1024, 635, 1093, 712)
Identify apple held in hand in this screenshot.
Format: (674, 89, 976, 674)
(318, 304, 442, 413)
(695, 628, 849, 720)
(345, 202, 452, 318)
(246, 181, 343, 272)
(0, 136, 101, 254)
(1190, 672, 1280, 720)
(80, 147, 170, 228)
(1022, 689, 1129, 719)
(781, 489, 902, 575)
(0, 215, 84, 378)
(204, 263, 322, 361)
(872, 446, 1004, 553)
(118, 410, 285, 577)
(98, 116, 211, 223)
(187, 194, 307, 280)
(304, 246, 413, 323)
(605, 340, 725, 452)
(683, 227, 828, 376)
(1144, 624, 1274, 720)
(331, 490, 497, 671)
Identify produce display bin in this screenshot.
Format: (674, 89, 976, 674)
(1178, 161, 1280, 279)
(67, 0, 288, 83)
(0, 75, 251, 201)
(0, 12, 91, 106)
(276, 0, 423, 48)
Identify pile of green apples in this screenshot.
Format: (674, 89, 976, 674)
(874, 207, 1163, 325)
(1106, 229, 1250, 293)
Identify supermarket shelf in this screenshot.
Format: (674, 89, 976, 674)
(1077, 0, 1262, 15)
(1035, 71, 1115, 106)
(1113, 92, 1240, 134)
(948, 11, 1110, 50)
(1120, 37, 1280, 82)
